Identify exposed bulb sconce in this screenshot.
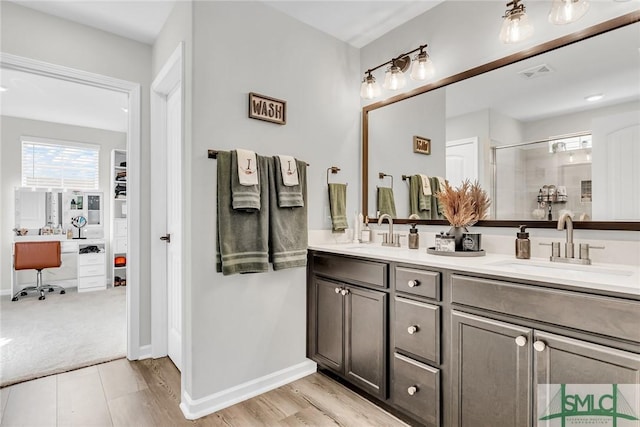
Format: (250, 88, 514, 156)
(499, 0, 534, 44)
(360, 43, 433, 99)
(548, 0, 589, 25)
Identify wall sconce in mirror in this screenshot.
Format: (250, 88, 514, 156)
(360, 43, 434, 99)
(499, 0, 534, 44)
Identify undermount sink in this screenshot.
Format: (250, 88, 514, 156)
(487, 260, 633, 282)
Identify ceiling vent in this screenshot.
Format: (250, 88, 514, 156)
(518, 64, 554, 79)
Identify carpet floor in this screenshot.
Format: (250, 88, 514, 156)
(0, 286, 126, 387)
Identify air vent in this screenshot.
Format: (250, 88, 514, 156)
(518, 64, 554, 79)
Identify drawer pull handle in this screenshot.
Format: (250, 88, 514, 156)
(335, 287, 341, 294)
(407, 386, 418, 396)
(407, 325, 419, 335)
(533, 341, 546, 352)
(407, 280, 420, 288)
(340, 289, 350, 296)
(515, 336, 527, 347)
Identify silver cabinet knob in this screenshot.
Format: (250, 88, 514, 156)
(533, 341, 546, 352)
(340, 289, 350, 296)
(515, 336, 527, 347)
(335, 287, 341, 294)
(407, 280, 420, 288)
(407, 386, 418, 396)
(407, 325, 419, 334)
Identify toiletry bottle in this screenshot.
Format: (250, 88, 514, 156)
(516, 225, 531, 259)
(408, 224, 419, 249)
(360, 216, 371, 243)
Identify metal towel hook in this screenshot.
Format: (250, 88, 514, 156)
(327, 166, 346, 186)
(378, 172, 393, 189)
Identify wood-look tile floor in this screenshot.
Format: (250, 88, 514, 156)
(0, 358, 408, 426)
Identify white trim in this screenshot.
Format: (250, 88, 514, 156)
(0, 289, 11, 297)
(150, 42, 184, 362)
(179, 360, 317, 420)
(1, 52, 142, 362)
(137, 344, 153, 360)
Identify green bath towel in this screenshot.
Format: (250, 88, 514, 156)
(409, 175, 431, 219)
(328, 183, 348, 232)
(273, 156, 304, 208)
(268, 158, 308, 270)
(216, 151, 269, 275)
(377, 186, 397, 218)
(231, 150, 261, 211)
(429, 177, 444, 219)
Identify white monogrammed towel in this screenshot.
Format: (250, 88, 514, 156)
(278, 155, 299, 186)
(237, 149, 258, 186)
(419, 174, 432, 196)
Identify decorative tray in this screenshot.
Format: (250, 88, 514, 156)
(426, 247, 486, 257)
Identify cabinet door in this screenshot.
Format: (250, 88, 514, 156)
(345, 285, 388, 400)
(451, 311, 532, 427)
(534, 331, 640, 424)
(311, 277, 344, 373)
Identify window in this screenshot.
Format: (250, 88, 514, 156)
(22, 137, 100, 190)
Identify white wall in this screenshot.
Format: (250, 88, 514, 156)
(186, 0, 360, 405)
(1, 2, 153, 345)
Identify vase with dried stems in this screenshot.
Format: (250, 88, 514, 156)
(436, 179, 491, 250)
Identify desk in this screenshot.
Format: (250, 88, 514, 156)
(12, 236, 106, 294)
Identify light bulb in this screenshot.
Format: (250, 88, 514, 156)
(360, 74, 381, 99)
(383, 66, 406, 91)
(499, 12, 534, 44)
(548, 0, 589, 25)
(410, 52, 435, 81)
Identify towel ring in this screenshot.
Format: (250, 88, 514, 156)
(327, 166, 346, 186)
(378, 172, 393, 189)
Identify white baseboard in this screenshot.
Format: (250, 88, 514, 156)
(137, 345, 153, 360)
(0, 289, 11, 297)
(180, 359, 317, 420)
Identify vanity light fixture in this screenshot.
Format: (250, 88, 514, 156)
(499, 0, 534, 44)
(548, 0, 589, 25)
(360, 43, 433, 99)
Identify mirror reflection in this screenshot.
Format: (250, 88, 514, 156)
(365, 20, 640, 223)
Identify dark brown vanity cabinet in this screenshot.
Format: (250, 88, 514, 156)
(308, 254, 388, 400)
(450, 275, 640, 427)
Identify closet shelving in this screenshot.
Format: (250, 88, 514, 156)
(110, 149, 128, 287)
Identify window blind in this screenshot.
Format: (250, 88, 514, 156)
(22, 138, 100, 190)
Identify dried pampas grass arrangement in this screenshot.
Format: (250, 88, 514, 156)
(437, 179, 491, 228)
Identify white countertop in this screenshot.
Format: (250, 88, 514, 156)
(308, 243, 640, 298)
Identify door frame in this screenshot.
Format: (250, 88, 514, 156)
(150, 43, 184, 360)
(0, 52, 143, 360)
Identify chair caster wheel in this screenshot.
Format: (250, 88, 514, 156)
(20, 291, 27, 296)
(12, 297, 18, 301)
(60, 290, 66, 294)
(39, 295, 45, 300)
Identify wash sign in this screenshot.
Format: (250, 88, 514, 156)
(248, 92, 286, 125)
(538, 384, 640, 426)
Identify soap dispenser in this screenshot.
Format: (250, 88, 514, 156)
(408, 224, 419, 249)
(515, 225, 531, 259)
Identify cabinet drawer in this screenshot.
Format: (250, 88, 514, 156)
(78, 275, 106, 292)
(393, 353, 440, 427)
(79, 263, 106, 277)
(395, 297, 440, 364)
(451, 274, 640, 342)
(78, 253, 105, 267)
(395, 266, 440, 300)
(313, 254, 387, 288)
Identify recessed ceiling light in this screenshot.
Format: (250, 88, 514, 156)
(120, 107, 128, 113)
(585, 94, 603, 102)
(0, 86, 7, 92)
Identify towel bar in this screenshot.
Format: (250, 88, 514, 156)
(208, 149, 309, 166)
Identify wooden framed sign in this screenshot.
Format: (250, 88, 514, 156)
(248, 92, 286, 125)
(413, 135, 431, 155)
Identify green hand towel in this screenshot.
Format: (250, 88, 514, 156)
(377, 187, 397, 218)
(273, 156, 304, 208)
(409, 175, 431, 219)
(231, 150, 261, 211)
(328, 183, 348, 232)
(216, 151, 269, 275)
(268, 158, 308, 270)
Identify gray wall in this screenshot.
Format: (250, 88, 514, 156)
(1, 1, 153, 345)
(186, 1, 360, 400)
(1, 116, 126, 288)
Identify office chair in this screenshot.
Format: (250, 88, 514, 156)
(12, 241, 66, 301)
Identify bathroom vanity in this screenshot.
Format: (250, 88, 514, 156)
(306, 245, 640, 427)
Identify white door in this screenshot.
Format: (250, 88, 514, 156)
(166, 84, 182, 370)
(446, 137, 478, 187)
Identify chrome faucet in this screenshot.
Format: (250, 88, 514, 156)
(378, 214, 400, 247)
(557, 213, 574, 258)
